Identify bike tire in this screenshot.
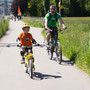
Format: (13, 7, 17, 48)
(47, 42, 53, 60)
(55, 41, 62, 64)
(47, 45, 53, 60)
(29, 60, 33, 79)
(25, 63, 28, 73)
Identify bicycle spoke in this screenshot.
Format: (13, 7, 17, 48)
(29, 60, 33, 79)
(55, 42, 62, 64)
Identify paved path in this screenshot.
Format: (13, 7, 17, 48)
(0, 20, 90, 90)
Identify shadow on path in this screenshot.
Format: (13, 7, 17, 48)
(52, 57, 74, 66)
(33, 72, 62, 80)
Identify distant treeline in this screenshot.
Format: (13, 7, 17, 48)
(11, 0, 90, 17)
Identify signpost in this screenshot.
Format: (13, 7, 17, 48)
(58, 0, 64, 14)
(58, 0, 61, 14)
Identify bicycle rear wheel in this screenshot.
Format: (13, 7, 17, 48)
(29, 60, 33, 79)
(55, 41, 62, 64)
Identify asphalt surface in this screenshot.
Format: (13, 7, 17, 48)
(0, 20, 90, 90)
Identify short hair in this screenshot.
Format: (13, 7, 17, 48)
(50, 5, 56, 10)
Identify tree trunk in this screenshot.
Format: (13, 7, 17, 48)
(44, 0, 50, 14)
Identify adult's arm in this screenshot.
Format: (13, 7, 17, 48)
(45, 19, 49, 30)
(59, 18, 66, 29)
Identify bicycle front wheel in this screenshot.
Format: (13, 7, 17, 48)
(55, 41, 62, 64)
(47, 46, 53, 60)
(46, 41, 53, 60)
(29, 60, 33, 79)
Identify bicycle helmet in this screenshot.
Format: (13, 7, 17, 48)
(22, 24, 30, 29)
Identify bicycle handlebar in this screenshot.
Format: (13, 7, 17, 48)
(17, 43, 43, 48)
(47, 28, 66, 32)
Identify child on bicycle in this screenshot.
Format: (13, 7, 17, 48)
(16, 24, 39, 64)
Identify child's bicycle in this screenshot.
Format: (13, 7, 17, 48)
(17, 44, 41, 79)
(23, 46, 34, 79)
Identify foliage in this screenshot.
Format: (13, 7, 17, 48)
(11, 0, 28, 16)
(69, 0, 82, 16)
(27, 0, 44, 16)
(44, 0, 50, 14)
(0, 19, 9, 38)
(11, 0, 90, 17)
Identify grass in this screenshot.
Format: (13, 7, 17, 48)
(62, 17, 90, 22)
(58, 21, 90, 75)
(0, 19, 9, 38)
(22, 17, 44, 28)
(22, 17, 90, 75)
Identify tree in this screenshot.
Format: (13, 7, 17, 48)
(44, 0, 50, 14)
(56, 0, 59, 13)
(11, 0, 90, 17)
(27, 0, 44, 16)
(69, 0, 82, 16)
(79, 0, 86, 16)
(11, 0, 29, 16)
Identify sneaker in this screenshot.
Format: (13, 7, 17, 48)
(21, 58, 25, 64)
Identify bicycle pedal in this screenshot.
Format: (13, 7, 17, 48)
(21, 61, 25, 64)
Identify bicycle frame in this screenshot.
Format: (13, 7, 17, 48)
(24, 52, 34, 68)
(23, 48, 34, 79)
(50, 29, 59, 49)
(47, 28, 62, 64)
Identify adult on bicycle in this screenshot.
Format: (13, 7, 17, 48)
(45, 5, 66, 46)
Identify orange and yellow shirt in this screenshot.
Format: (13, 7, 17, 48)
(19, 32, 34, 46)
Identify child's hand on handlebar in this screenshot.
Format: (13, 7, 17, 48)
(17, 43, 22, 47)
(34, 43, 40, 46)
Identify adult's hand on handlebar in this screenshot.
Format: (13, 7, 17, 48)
(45, 27, 50, 30)
(59, 27, 67, 31)
(63, 26, 67, 30)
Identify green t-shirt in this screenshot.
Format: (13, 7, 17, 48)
(45, 13, 61, 28)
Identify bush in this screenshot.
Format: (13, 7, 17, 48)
(59, 21, 90, 75)
(0, 19, 9, 38)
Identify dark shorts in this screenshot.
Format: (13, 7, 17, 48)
(45, 27, 58, 34)
(20, 46, 33, 56)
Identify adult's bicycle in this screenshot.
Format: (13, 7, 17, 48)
(46, 28, 65, 64)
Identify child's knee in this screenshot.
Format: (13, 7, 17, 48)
(32, 57, 34, 63)
(20, 51, 25, 56)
